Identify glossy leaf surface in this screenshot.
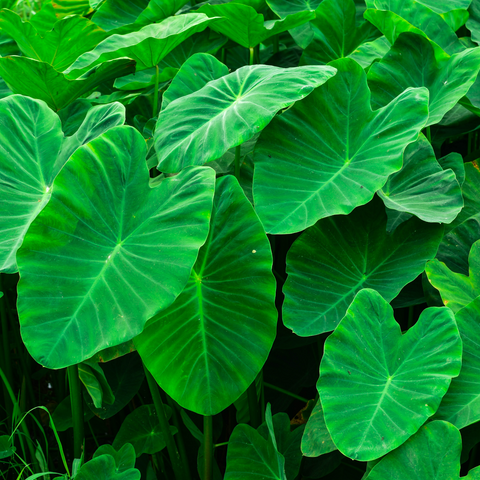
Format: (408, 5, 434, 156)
(426, 240, 480, 313)
(319, 289, 462, 461)
(17, 126, 215, 368)
(378, 134, 463, 224)
(0, 56, 135, 111)
(66, 13, 216, 75)
(253, 58, 428, 234)
(282, 198, 443, 336)
(197, 3, 314, 48)
(368, 32, 480, 127)
(267, 0, 321, 17)
(162, 53, 228, 110)
(135, 176, 276, 415)
(0, 95, 125, 274)
(155, 64, 336, 173)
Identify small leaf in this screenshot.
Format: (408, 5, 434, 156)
(319, 289, 462, 461)
(301, 399, 336, 457)
(75, 453, 140, 480)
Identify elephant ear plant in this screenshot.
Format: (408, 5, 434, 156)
(2, 0, 480, 479)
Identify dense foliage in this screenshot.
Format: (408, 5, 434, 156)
(1, 0, 480, 479)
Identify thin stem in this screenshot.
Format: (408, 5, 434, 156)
(273, 35, 279, 54)
(425, 126, 431, 143)
(214, 441, 228, 448)
(407, 306, 415, 329)
(220, 48, 226, 64)
(67, 365, 84, 461)
(144, 366, 184, 480)
(247, 381, 261, 428)
(234, 145, 242, 180)
(249, 47, 255, 65)
(153, 64, 160, 118)
(204, 415, 213, 480)
(264, 382, 309, 403)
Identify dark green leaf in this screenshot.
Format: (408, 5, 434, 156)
(301, 399, 336, 457)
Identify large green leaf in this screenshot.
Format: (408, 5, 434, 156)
(365, 0, 464, 55)
(348, 35, 391, 69)
(467, 0, 480, 45)
(300, 0, 379, 65)
(0, 95, 125, 274)
(417, 0, 472, 13)
(426, 240, 480, 313)
(92, 0, 190, 33)
(17, 126, 215, 368)
(253, 58, 429, 235)
(93, 444, 136, 474)
(135, 176, 276, 415)
(319, 289, 461, 461)
(301, 399, 336, 457)
(266, 0, 321, 17)
(0, 9, 106, 71)
(66, 13, 217, 76)
(368, 32, 480, 127)
(378, 134, 463, 224)
(435, 296, 480, 429)
(224, 405, 286, 480)
(0, 56, 135, 111)
(197, 3, 314, 48)
(365, 421, 480, 479)
(154, 64, 336, 174)
(282, 198, 443, 336)
(113, 405, 178, 456)
(162, 53, 228, 110)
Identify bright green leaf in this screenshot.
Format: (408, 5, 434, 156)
(301, 399, 336, 457)
(253, 58, 429, 234)
(378, 134, 463, 224)
(93, 444, 136, 473)
(0, 96, 125, 274)
(267, 0, 321, 17)
(162, 53, 228, 110)
(17, 126, 215, 368)
(282, 197, 443, 336)
(154, 63, 336, 173)
(426, 240, 480, 313)
(319, 289, 462, 461)
(135, 176, 276, 415)
(348, 36, 391, 69)
(0, 56, 135, 111)
(75, 454, 140, 480)
(417, 0, 472, 13)
(368, 32, 480, 127)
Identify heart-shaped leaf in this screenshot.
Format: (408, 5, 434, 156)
(162, 53, 228, 110)
(319, 289, 462, 461)
(378, 134, 463, 224)
(365, 421, 480, 479)
(283, 197, 443, 336)
(300, 0, 380, 65)
(135, 176, 276, 415)
(301, 399, 336, 457)
(0, 56, 135, 111)
(17, 126, 215, 368)
(365, 0, 464, 55)
(253, 57, 429, 235)
(435, 296, 480, 429)
(76, 453, 141, 480)
(154, 64, 336, 173)
(0, 9, 106, 71)
(426, 240, 480, 313)
(368, 32, 480, 127)
(113, 405, 177, 456)
(197, 3, 314, 48)
(0, 95, 125, 274)
(224, 405, 287, 480)
(66, 13, 217, 76)
(93, 444, 136, 473)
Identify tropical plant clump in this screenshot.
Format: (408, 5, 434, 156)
(2, 0, 480, 479)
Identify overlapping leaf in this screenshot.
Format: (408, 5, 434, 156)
(253, 58, 429, 234)
(319, 289, 461, 461)
(282, 197, 443, 336)
(0, 95, 125, 274)
(17, 126, 215, 368)
(267, 0, 321, 17)
(154, 64, 336, 173)
(378, 134, 463, 224)
(426, 240, 480, 313)
(301, 400, 336, 457)
(368, 32, 480, 127)
(135, 176, 276, 415)
(197, 3, 314, 48)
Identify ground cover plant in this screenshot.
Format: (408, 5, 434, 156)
(3, 0, 480, 478)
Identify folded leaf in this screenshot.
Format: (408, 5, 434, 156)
(319, 289, 461, 461)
